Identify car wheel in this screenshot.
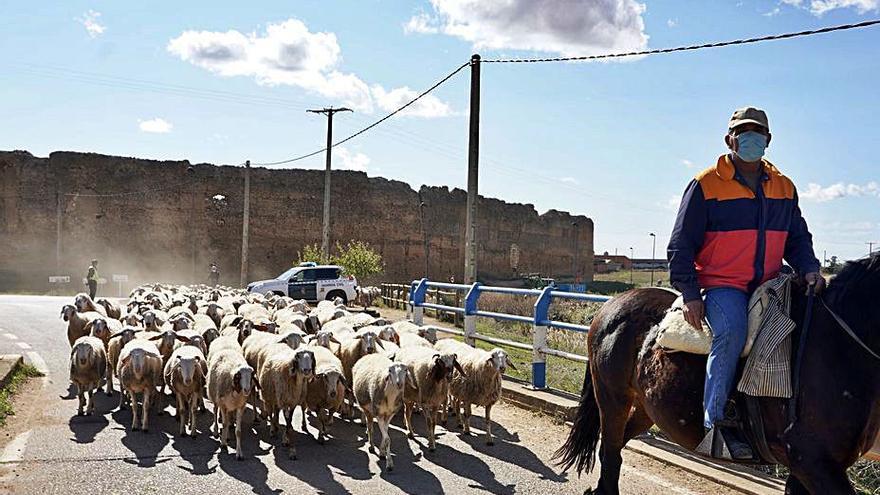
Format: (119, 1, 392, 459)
(273, 291, 286, 297)
(326, 290, 347, 304)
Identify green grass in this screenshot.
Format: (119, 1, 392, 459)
(0, 363, 44, 427)
(591, 269, 670, 294)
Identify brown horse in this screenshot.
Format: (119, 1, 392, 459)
(554, 253, 880, 494)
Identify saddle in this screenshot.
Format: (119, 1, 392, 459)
(654, 274, 798, 464)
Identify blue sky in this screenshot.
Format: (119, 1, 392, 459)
(2, 0, 878, 264)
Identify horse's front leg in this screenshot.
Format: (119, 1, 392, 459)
(788, 461, 855, 495)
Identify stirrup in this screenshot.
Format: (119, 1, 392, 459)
(695, 427, 732, 460)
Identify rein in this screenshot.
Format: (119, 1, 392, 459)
(821, 298, 880, 361)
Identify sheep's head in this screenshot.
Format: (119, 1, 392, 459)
(90, 319, 112, 342)
(305, 315, 321, 334)
(488, 348, 516, 373)
(127, 348, 147, 378)
(376, 326, 400, 346)
(150, 298, 163, 310)
(175, 354, 201, 386)
(386, 363, 410, 391)
(185, 335, 208, 355)
(292, 349, 315, 380)
(121, 313, 142, 327)
(110, 327, 138, 347)
(417, 326, 438, 344)
(170, 316, 191, 331)
(71, 340, 95, 368)
(74, 294, 91, 312)
(274, 298, 290, 311)
(355, 331, 384, 354)
(254, 319, 277, 334)
(149, 330, 186, 355)
(201, 328, 219, 349)
(60, 304, 77, 321)
(320, 370, 344, 400)
(310, 330, 338, 349)
(233, 366, 257, 395)
(279, 331, 304, 350)
(236, 319, 254, 345)
(432, 352, 463, 381)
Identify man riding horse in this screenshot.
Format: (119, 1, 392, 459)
(667, 106, 824, 459)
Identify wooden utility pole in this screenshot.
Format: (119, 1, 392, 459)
(464, 54, 481, 284)
(240, 160, 250, 287)
(308, 107, 352, 261)
(869, 241, 877, 256)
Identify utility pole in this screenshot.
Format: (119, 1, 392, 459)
(464, 54, 481, 284)
(649, 233, 657, 286)
(240, 160, 250, 287)
(869, 241, 877, 256)
(308, 107, 352, 261)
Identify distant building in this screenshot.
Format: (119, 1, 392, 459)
(631, 258, 669, 270)
(593, 252, 631, 273)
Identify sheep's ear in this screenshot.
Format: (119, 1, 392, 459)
(505, 356, 517, 371)
(454, 359, 466, 376)
(406, 369, 417, 384)
(108, 330, 125, 340)
(252, 375, 261, 390)
(329, 336, 340, 344)
(148, 334, 162, 341)
(175, 335, 191, 343)
(198, 357, 208, 376)
(376, 339, 385, 350)
(353, 334, 363, 340)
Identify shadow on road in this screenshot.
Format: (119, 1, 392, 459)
(113, 406, 172, 467)
(67, 414, 109, 444)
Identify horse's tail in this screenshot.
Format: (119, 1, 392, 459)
(552, 362, 600, 475)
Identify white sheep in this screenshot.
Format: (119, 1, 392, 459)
(302, 345, 346, 443)
(95, 297, 122, 319)
(395, 345, 465, 451)
(74, 293, 107, 316)
(257, 345, 315, 459)
(107, 327, 139, 407)
(352, 353, 411, 470)
(336, 330, 384, 415)
(435, 339, 516, 445)
(399, 332, 433, 349)
(207, 349, 258, 460)
(164, 345, 208, 437)
(117, 338, 164, 431)
(85, 317, 122, 394)
(69, 336, 107, 416)
(61, 305, 103, 347)
(392, 320, 438, 344)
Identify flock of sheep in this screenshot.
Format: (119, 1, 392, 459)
(62, 284, 515, 470)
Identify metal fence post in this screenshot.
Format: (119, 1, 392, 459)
(463, 282, 481, 346)
(411, 279, 428, 325)
(531, 286, 553, 389)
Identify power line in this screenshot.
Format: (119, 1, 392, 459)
(252, 60, 471, 167)
(483, 19, 880, 64)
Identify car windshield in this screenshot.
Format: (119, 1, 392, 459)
(277, 267, 299, 280)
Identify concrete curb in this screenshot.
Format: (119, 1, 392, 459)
(0, 354, 23, 390)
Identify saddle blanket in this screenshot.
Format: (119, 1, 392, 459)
(655, 274, 796, 398)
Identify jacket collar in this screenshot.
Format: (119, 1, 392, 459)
(716, 154, 775, 182)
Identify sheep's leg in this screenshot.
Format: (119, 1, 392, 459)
(269, 406, 278, 438)
(142, 388, 151, 432)
(177, 394, 186, 436)
(76, 384, 85, 416)
(186, 396, 195, 437)
(212, 404, 220, 437)
(105, 362, 114, 396)
(283, 408, 296, 459)
(130, 391, 139, 431)
(363, 410, 375, 452)
(463, 403, 472, 434)
(300, 405, 308, 433)
(220, 408, 229, 448)
(378, 416, 393, 471)
(235, 407, 244, 460)
(86, 389, 95, 415)
(316, 409, 328, 444)
(426, 405, 437, 451)
(403, 401, 416, 439)
(485, 403, 494, 446)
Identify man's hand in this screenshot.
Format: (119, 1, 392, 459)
(683, 299, 705, 331)
(804, 272, 826, 294)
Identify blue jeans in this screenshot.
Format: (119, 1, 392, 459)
(703, 287, 749, 429)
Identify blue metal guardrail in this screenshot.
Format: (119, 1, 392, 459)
(407, 278, 612, 390)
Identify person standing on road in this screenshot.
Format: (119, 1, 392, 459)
(209, 262, 220, 287)
(86, 259, 99, 299)
(667, 106, 823, 460)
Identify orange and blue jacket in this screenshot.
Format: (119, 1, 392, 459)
(667, 154, 819, 302)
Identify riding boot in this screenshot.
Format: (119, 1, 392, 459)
(696, 425, 754, 460)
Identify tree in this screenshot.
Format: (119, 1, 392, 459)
(294, 240, 385, 282)
(331, 241, 384, 282)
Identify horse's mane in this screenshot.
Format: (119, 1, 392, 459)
(824, 253, 880, 315)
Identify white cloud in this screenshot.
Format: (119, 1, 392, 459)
(75, 10, 105, 38)
(663, 195, 681, 211)
(371, 85, 452, 117)
(404, 12, 440, 34)
(780, 0, 878, 15)
(168, 19, 452, 117)
(667, 18, 677, 28)
(559, 177, 580, 185)
(334, 147, 370, 172)
(404, 0, 648, 57)
(763, 7, 782, 16)
(138, 118, 173, 134)
(801, 181, 880, 202)
(682, 159, 697, 168)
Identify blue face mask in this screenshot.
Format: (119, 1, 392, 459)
(732, 131, 768, 162)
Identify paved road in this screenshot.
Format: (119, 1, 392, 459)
(0, 295, 745, 495)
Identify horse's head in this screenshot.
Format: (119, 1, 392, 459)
(824, 253, 880, 341)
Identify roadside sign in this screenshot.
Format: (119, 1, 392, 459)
(48, 276, 70, 283)
(112, 274, 129, 282)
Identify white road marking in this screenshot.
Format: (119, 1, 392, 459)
(0, 430, 31, 464)
(622, 464, 701, 495)
(26, 352, 49, 376)
(3, 334, 17, 340)
(15, 342, 31, 350)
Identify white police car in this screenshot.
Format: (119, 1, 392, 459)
(247, 263, 358, 303)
